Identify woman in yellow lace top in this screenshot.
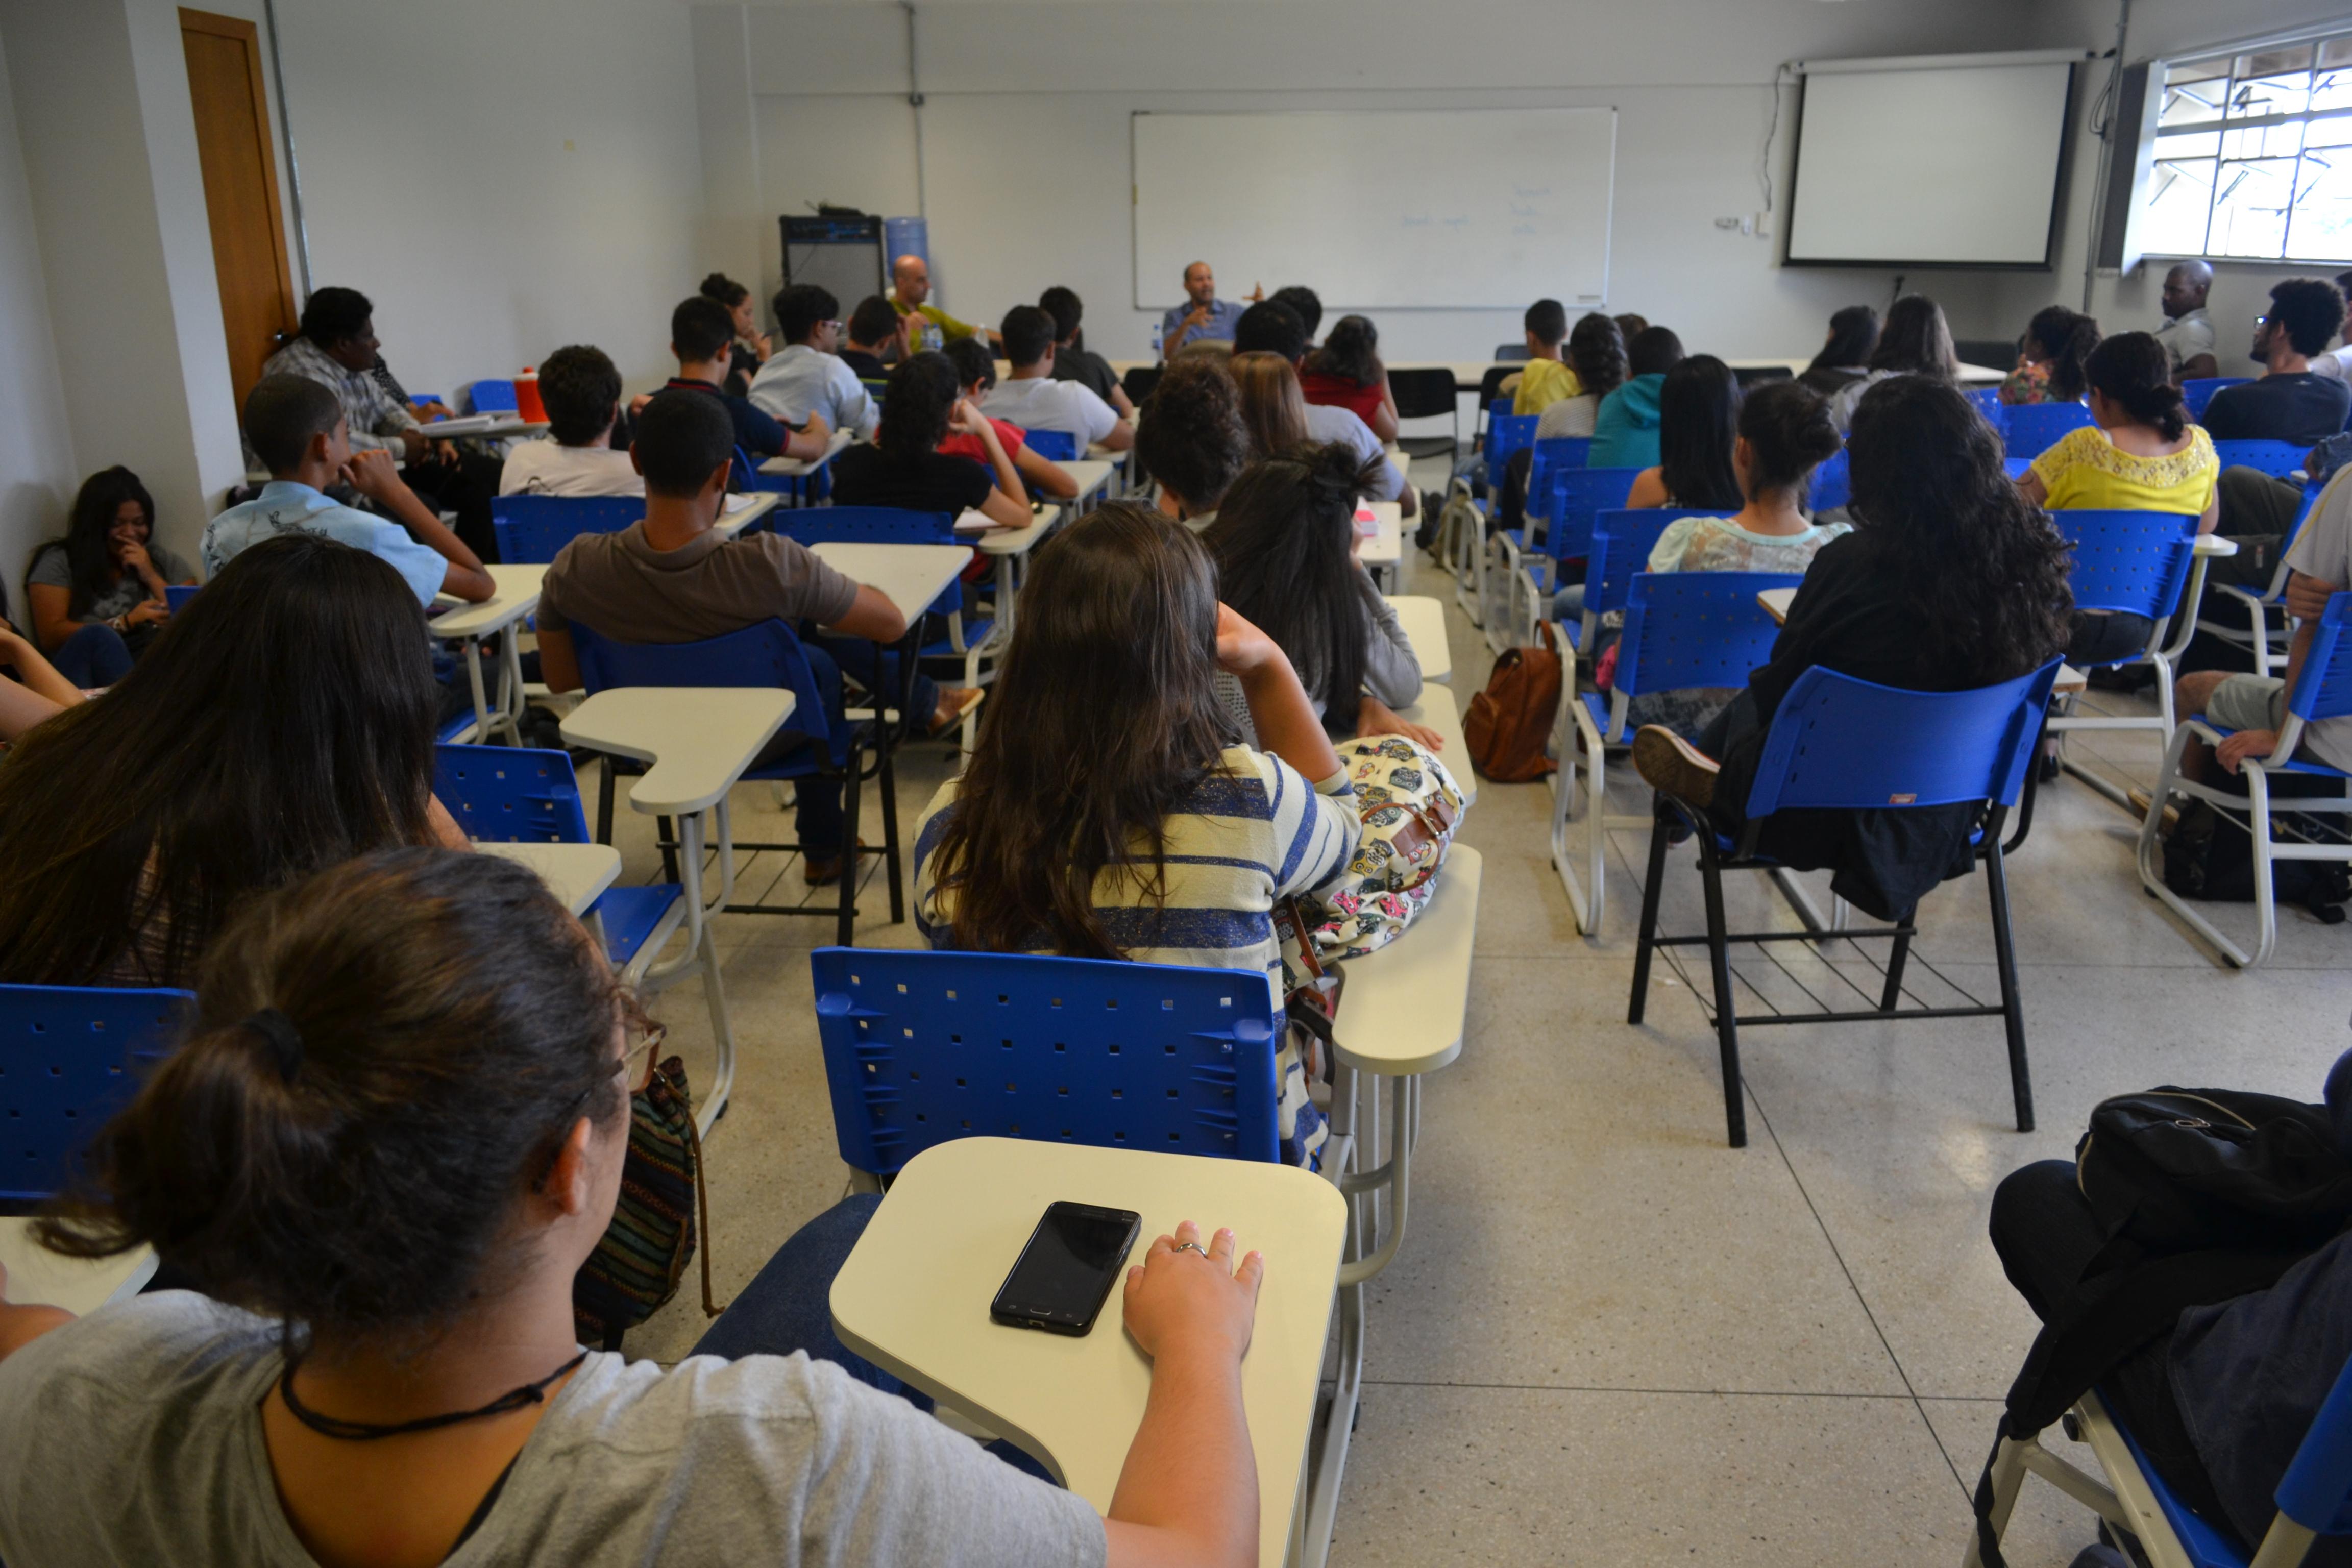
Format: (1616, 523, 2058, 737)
(2016, 331, 2218, 665)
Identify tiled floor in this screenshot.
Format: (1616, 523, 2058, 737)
(599, 472, 2352, 1566)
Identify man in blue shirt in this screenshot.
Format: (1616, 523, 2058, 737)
(205, 375, 492, 608)
(1160, 262, 1257, 358)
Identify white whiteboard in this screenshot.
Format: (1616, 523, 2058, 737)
(1132, 109, 1615, 311)
(1785, 63, 2074, 266)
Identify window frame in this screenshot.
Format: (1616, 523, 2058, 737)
(2141, 33, 2352, 264)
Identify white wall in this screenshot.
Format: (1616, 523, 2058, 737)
(0, 25, 75, 610)
(700, 0, 2122, 364)
(271, 0, 709, 399)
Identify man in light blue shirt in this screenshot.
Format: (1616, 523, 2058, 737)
(206, 375, 493, 608)
(747, 284, 881, 440)
(1160, 262, 1255, 358)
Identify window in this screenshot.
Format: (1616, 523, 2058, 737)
(2147, 35, 2352, 262)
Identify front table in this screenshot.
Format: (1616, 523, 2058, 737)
(831, 1137, 1349, 1568)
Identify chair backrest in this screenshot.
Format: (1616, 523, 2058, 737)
(1525, 437, 1593, 517)
(1810, 448, 1852, 512)
(2288, 591, 2352, 727)
(1021, 428, 1079, 462)
(1965, 386, 2004, 419)
(2211, 439, 2309, 480)
(2002, 401, 2094, 459)
(1476, 366, 1515, 413)
(1744, 659, 2064, 819)
(809, 947, 1281, 1174)
(164, 584, 201, 614)
(1388, 368, 1456, 421)
(1541, 466, 1645, 563)
(1493, 342, 1531, 362)
(1122, 365, 1162, 406)
(2182, 376, 2251, 419)
(2050, 509, 2200, 621)
(466, 379, 519, 414)
(777, 505, 958, 546)
(570, 617, 835, 751)
(1617, 571, 1803, 700)
(1582, 509, 1735, 620)
(1, 984, 193, 1203)
(435, 743, 590, 843)
(1486, 410, 1537, 474)
(490, 495, 646, 564)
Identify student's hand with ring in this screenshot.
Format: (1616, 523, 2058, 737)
(1122, 1220, 1261, 1367)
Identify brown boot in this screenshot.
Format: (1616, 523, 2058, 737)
(804, 840, 869, 887)
(1631, 726, 1720, 808)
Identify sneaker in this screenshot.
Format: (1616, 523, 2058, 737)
(1631, 726, 1719, 808)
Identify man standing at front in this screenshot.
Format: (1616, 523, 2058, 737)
(2156, 260, 2219, 383)
(889, 254, 999, 353)
(1160, 262, 1256, 358)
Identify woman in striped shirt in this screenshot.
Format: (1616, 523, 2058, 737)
(914, 502, 1360, 999)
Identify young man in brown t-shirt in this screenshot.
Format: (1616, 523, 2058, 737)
(536, 389, 977, 883)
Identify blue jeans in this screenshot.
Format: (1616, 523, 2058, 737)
(811, 632, 942, 732)
(749, 642, 850, 857)
(690, 1193, 1055, 1482)
(48, 622, 133, 687)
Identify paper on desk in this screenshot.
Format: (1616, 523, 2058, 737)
(953, 508, 994, 534)
(723, 493, 761, 513)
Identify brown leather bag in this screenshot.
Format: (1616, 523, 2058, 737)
(1465, 622, 1561, 781)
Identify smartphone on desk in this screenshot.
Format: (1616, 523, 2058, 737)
(990, 1202, 1142, 1336)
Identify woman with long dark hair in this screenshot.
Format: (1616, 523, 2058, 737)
(1300, 315, 1400, 442)
(915, 502, 1359, 991)
(830, 351, 1032, 530)
(1229, 351, 1312, 460)
(1205, 444, 1429, 747)
(24, 467, 198, 687)
(1626, 355, 1744, 512)
(0, 533, 467, 989)
(698, 270, 769, 396)
(1633, 376, 2072, 919)
(0, 848, 1269, 1566)
(1798, 305, 1880, 397)
(1826, 295, 1961, 433)
(1999, 305, 2103, 406)
(1534, 313, 1630, 441)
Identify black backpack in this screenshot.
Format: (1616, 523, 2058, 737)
(2161, 797, 2351, 921)
(1969, 1085, 2352, 1567)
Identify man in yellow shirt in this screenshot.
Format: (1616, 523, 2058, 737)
(1506, 297, 1581, 415)
(889, 254, 1001, 353)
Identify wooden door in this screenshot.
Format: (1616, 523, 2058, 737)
(180, 9, 297, 410)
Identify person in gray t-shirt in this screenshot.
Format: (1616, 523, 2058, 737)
(23, 466, 198, 687)
(0, 849, 1271, 1568)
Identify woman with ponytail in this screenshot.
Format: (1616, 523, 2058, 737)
(698, 271, 770, 397)
(1206, 444, 1430, 747)
(1999, 305, 2103, 407)
(2018, 330, 2219, 664)
(0, 849, 1270, 1566)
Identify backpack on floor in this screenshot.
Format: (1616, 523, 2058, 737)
(1465, 622, 1561, 781)
(1303, 734, 1466, 961)
(2161, 797, 2350, 921)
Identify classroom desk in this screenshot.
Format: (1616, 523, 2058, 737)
(1059, 458, 1117, 514)
(475, 840, 622, 917)
(719, 491, 784, 537)
(962, 504, 1064, 654)
(758, 428, 856, 505)
(830, 1137, 1350, 1568)
(1755, 587, 2088, 694)
(1387, 593, 1451, 683)
(1360, 500, 1402, 592)
(561, 688, 794, 1132)
(434, 562, 545, 745)
(1112, 355, 2007, 391)
(0, 1220, 155, 1315)
(810, 539, 976, 790)
(421, 414, 548, 442)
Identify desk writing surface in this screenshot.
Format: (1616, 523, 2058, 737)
(807, 541, 971, 625)
(475, 841, 623, 917)
(433, 562, 546, 639)
(559, 689, 795, 816)
(1387, 594, 1451, 683)
(1332, 845, 1481, 1075)
(0, 1220, 154, 1315)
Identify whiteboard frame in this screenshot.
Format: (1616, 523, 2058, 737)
(1129, 108, 1616, 311)
(1781, 63, 2079, 271)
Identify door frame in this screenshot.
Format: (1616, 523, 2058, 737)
(178, 8, 299, 363)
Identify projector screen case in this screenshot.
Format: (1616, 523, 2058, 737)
(1783, 60, 2080, 270)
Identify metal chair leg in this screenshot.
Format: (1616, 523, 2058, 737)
(1982, 828, 2035, 1133)
(1697, 839, 1747, 1147)
(836, 742, 864, 949)
(1879, 929, 1912, 1012)
(596, 763, 616, 846)
(1628, 804, 1673, 1024)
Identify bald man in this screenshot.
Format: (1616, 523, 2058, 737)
(1158, 262, 1260, 360)
(888, 254, 1000, 352)
(2157, 260, 2219, 383)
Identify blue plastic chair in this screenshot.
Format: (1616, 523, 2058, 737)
(2003, 401, 2094, 459)
(2139, 591, 2352, 969)
(2044, 510, 2205, 772)
(1973, 1350, 2352, 1568)
(1499, 466, 1641, 651)
(1, 984, 191, 1204)
(2183, 376, 2252, 420)
(1570, 509, 1727, 654)
(164, 584, 200, 615)
(467, 379, 519, 414)
(774, 506, 993, 704)
(490, 495, 646, 564)
(1485, 408, 1538, 478)
(1629, 658, 2063, 1145)
(1020, 428, 1079, 462)
(1524, 437, 1594, 523)
(2213, 440, 2311, 480)
(808, 946, 1282, 1177)
(1811, 448, 1851, 512)
(1967, 386, 2004, 420)
(1551, 570, 1799, 938)
(569, 618, 894, 947)
(2200, 476, 2332, 679)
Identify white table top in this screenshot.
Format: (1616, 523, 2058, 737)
(719, 491, 782, 538)
(757, 427, 855, 477)
(1112, 355, 2007, 389)
(1332, 844, 1481, 1075)
(1754, 588, 2085, 693)
(1360, 501, 1401, 568)
(830, 1138, 1349, 1568)
(1396, 681, 1472, 801)
(425, 414, 548, 440)
(1061, 458, 1116, 502)
(2193, 532, 2239, 557)
(0, 1218, 155, 1315)
(808, 541, 972, 624)
(1387, 594, 1450, 683)
(968, 504, 1063, 556)
(560, 688, 795, 816)
(433, 562, 547, 639)
(476, 840, 623, 916)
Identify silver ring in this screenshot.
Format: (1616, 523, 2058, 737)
(1170, 1241, 1207, 1256)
